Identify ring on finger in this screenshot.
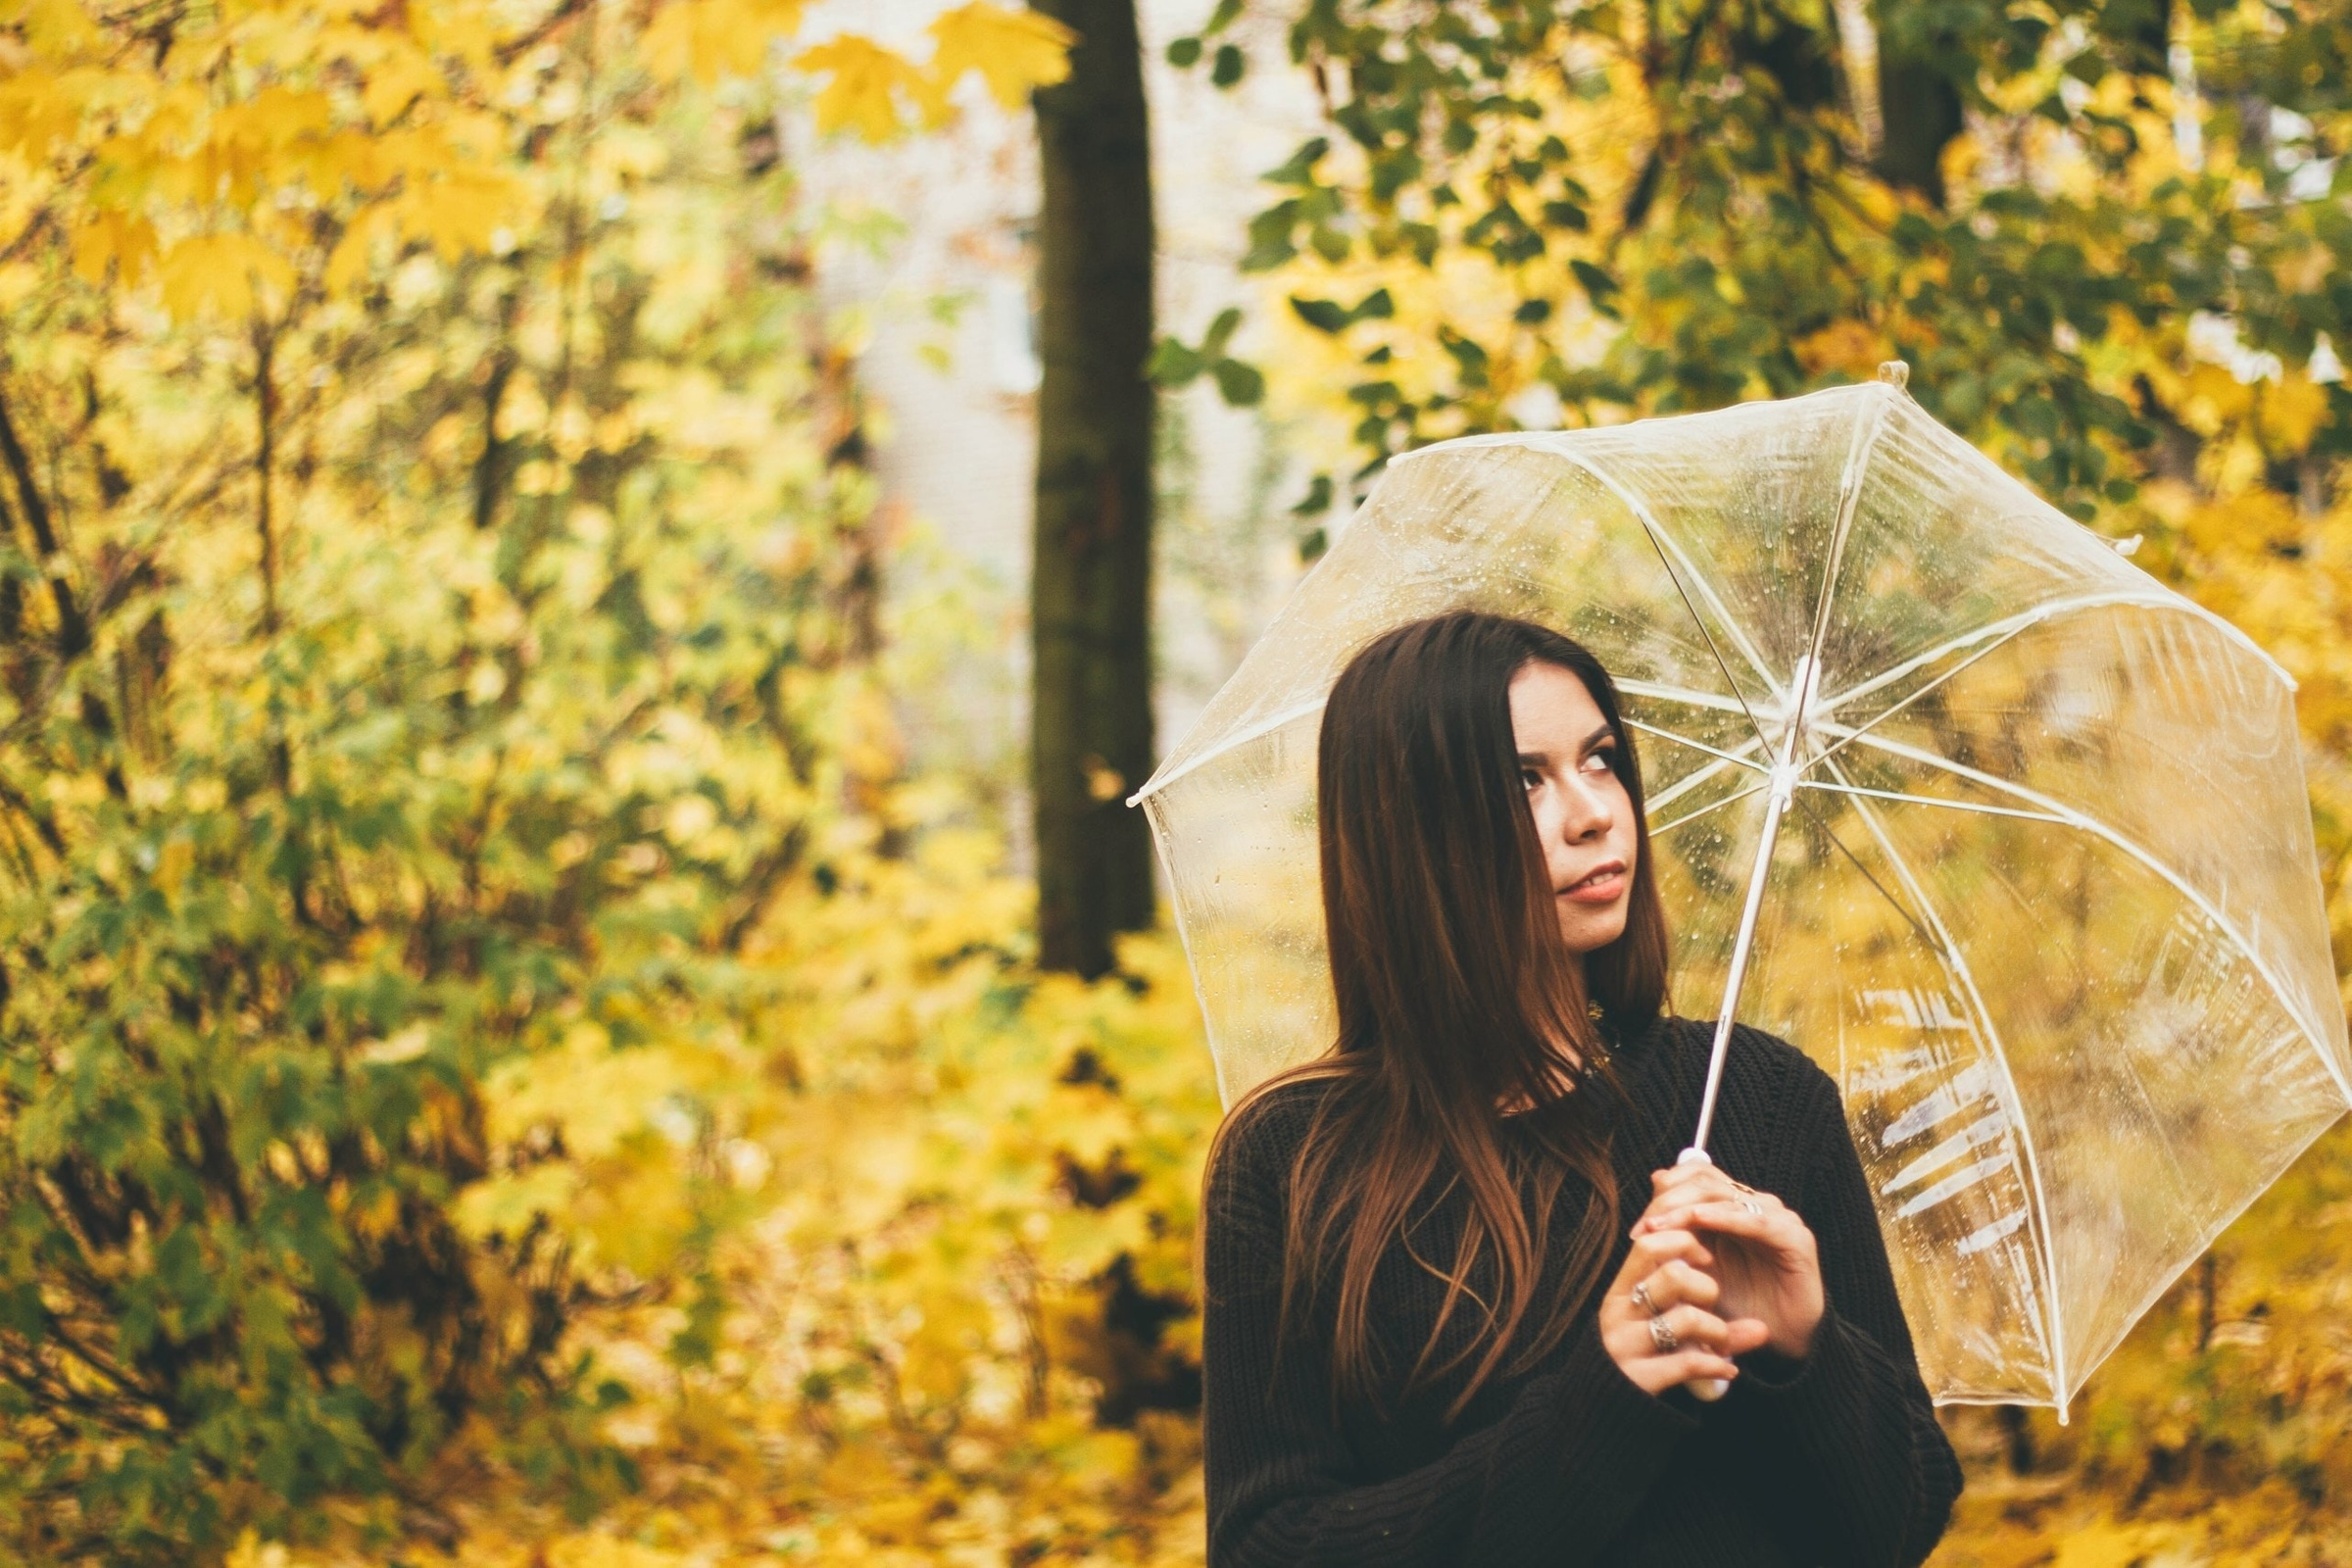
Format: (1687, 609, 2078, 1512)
(1648, 1314, 1679, 1354)
(1632, 1280, 1660, 1316)
(1740, 1198, 1762, 1218)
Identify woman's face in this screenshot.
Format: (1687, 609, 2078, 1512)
(1508, 661, 1639, 956)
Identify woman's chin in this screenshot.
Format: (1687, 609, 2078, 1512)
(1557, 903, 1631, 956)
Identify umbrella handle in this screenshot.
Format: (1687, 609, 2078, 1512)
(1673, 1147, 1731, 1402)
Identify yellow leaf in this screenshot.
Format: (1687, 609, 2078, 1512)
(359, 38, 447, 127)
(2050, 1522, 2167, 1568)
(70, 209, 157, 286)
(1793, 318, 1892, 380)
(392, 167, 525, 259)
(155, 836, 193, 899)
(157, 232, 295, 320)
(795, 35, 926, 142)
(642, 0, 807, 83)
(926, 1, 1074, 110)
(454, 1163, 581, 1242)
(16, 0, 100, 55)
(322, 204, 393, 295)
(2263, 373, 2328, 456)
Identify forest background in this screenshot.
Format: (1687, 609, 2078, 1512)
(0, 0, 2350, 1563)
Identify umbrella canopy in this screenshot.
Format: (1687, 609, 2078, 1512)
(1133, 368, 2352, 1412)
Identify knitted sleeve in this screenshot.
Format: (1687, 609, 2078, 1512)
(1200, 1093, 1697, 1568)
(1719, 1059, 1964, 1568)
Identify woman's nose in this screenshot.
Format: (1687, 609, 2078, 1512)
(1559, 776, 1614, 841)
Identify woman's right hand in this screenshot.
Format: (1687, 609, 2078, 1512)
(1597, 1228, 1770, 1396)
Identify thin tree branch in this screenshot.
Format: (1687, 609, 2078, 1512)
(0, 372, 89, 659)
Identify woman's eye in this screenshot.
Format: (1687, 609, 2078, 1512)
(1522, 768, 1543, 790)
(1582, 749, 1615, 773)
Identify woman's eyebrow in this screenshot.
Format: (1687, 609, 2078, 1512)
(1578, 723, 1615, 753)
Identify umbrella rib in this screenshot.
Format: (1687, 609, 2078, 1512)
(1782, 789, 1944, 956)
(1127, 694, 1327, 805)
(1805, 618, 2057, 777)
(1814, 591, 2200, 722)
(1622, 717, 1774, 775)
(1817, 722, 2352, 1104)
(1649, 780, 1769, 837)
(1613, 677, 1763, 717)
(1807, 592, 2269, 779)
(1541, 451, 1781, 747)
(1791, 389, 1892, 740)
(1643, 749, 1763, 817)
(1822, 756, 2070, 1410)
(1690, 389, 1898, 1157)
(1795, 779, 2069, 826)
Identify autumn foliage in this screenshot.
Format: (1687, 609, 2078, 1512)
(0, 0, 1102, 1559)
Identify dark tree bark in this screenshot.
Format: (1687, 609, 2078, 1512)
(1871, 1, 1965, 204)
(1030, 0, 1156, 978)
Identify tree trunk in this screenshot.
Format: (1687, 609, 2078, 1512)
(1870, 1, 1963, 204)
(1030, 0, 1156, 978)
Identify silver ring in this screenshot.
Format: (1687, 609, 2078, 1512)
(1632, 1280, 1659, 1317)
(1740, 1199, 1763, 1218)
(1648, 1314, 1679, 1354)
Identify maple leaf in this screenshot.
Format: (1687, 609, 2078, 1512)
(396, 167, 527, 259)
(322, 204, 394, 295)
(157, 232, 295, 319)
(927, 0, 1073, 110)
(70, 209, 157, 286)
(642, 0, 807, 83)
(796, 34, 928, 142)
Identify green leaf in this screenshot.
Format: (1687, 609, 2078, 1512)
(1570, 257, 1618, 303)
(1289, 296, 1350, 333)
(1210, 43, 1245, 87)
(1241, 203, 1299, 271)
(1209, 357, 1265, 406)
(1289, 473, 1335, 515)
(1262, 138, 1330, 187)
(1370, 149, 1423, 203)
(1165, 35, 1201, 67)
(1200, 306, 1244, 358)
(1146, 337, 1205, 387)
(1439, 328, 1491, 389)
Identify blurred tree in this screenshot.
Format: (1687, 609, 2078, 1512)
(1169, 0, 2350, 541)
(1031, 0, 1159, 978)
(0, 0, 1068, 1556)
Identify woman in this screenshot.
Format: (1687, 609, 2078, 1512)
(1201, 612, 1961, 1567)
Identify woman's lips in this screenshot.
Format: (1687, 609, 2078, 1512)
(1559, 863, 1627, 905)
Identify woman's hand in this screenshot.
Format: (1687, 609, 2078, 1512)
(1634, 1163, 1825, 1359)
(1598, 1228, 1768, 1396)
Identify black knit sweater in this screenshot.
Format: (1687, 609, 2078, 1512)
(1200, 1015, 1962, 1567)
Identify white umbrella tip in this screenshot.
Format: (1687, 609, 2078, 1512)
(1877, 360, 1911, 390)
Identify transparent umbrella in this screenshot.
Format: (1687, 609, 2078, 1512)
(1132, 365, 2352, 1413)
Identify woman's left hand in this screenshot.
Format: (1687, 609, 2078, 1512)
(1632, 1163, 1824, 1360)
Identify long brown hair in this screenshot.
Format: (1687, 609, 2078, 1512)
(1211, 612, 1672, 1420)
